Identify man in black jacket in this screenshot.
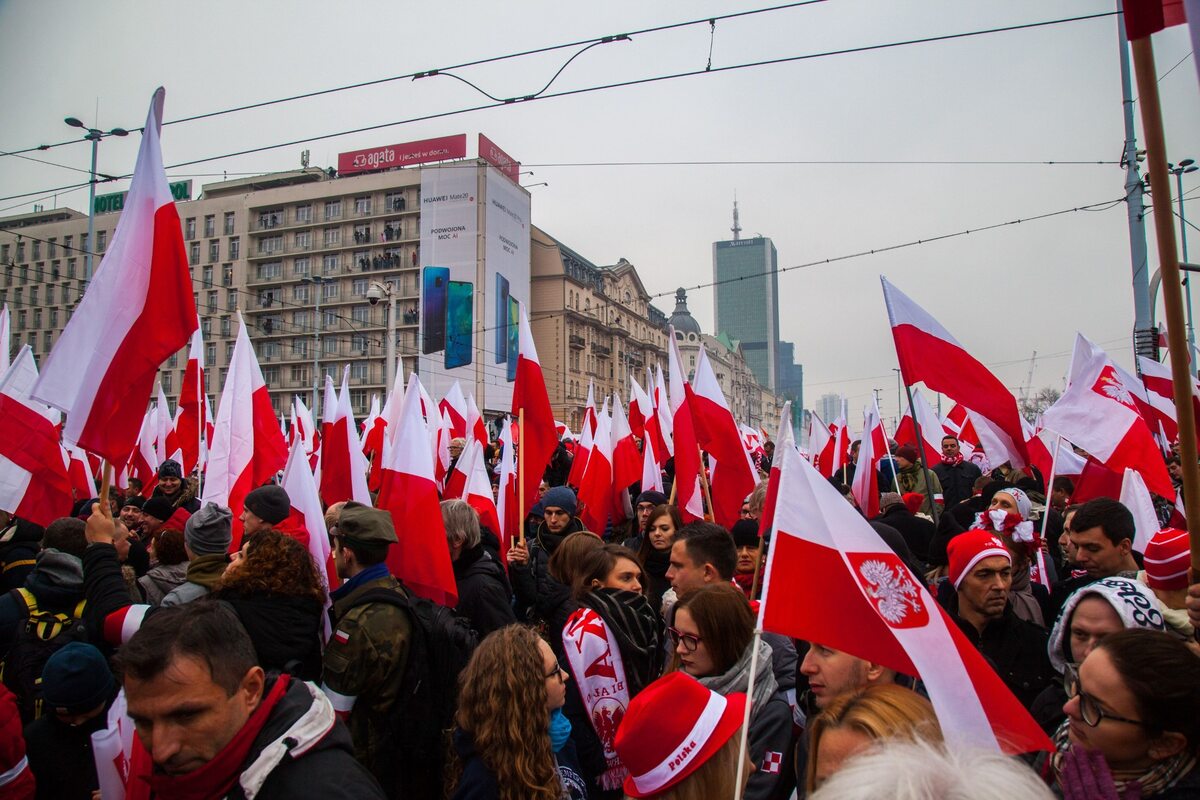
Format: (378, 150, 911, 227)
(932, 435, 982, 509)
(442, 499, 515, 638)
(875, 492, 936, 566)
(940, 530, 1054, 709)
(117, 601, 384, 799)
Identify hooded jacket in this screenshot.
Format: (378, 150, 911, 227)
(452, 544, 516, 640)
(136, 562, 189, 607)
(0, 519, 44, 594)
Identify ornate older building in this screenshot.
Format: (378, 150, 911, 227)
(529, 227, 669, 432)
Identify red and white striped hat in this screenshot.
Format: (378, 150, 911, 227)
(1143, 528, 1190, 591)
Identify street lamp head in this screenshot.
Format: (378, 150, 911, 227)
(64, 117, 85, 128)
(1180, 158, 1195, 169)
(110, 128, 129, 137)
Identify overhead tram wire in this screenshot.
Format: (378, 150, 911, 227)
(0, 0, 831, 159)
(0, 9, 1120, 206)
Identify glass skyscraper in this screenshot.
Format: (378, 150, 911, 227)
(712, 236, 779, 390)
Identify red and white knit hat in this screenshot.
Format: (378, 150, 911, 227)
(614, 671, 747, 798)
(1143, 528, 1190, 591)
(948, 530, 1011, 588)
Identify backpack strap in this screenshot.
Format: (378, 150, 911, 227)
(2, 560, 36, 575)
(12, 589, 36, 616)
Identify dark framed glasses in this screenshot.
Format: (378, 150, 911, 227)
(667, 626, 702, 653)
(1064, 663, 1147, 728)
(544, 661, 567, 682)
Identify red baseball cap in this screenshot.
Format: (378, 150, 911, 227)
(615, 671, 747, 798)
(948, 530, 1010, 588)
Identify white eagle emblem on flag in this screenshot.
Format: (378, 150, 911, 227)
(857, 559, 923, 626)
(1093, 366, 1136, 409)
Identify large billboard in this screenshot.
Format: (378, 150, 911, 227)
(338, 134, 467, 176)
(418, 163, 530, 415)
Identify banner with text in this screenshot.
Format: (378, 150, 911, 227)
(339, 134, 467, 176)
(481, 165, 532, 413)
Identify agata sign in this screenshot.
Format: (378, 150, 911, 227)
(337, 134, 467, 175)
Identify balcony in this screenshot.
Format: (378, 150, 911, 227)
(569, 334, 585, 349)
(592, 343, 612, 358)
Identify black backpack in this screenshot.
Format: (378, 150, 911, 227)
(349, 586, 478, 799)
(1, 588, 88, 723)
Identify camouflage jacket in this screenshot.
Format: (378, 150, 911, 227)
(322, 574, 412, 771)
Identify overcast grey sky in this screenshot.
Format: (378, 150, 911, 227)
(1, 0, 1196, 423)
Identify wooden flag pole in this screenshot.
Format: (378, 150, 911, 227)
(1130, 35, 1200, 569)
(517, 409, 526, 547)
(697, 445, 715, 522)
(98, 462, 113, 518)
(902, 382, 941, 525)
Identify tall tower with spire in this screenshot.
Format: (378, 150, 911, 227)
(731, 196, 742, 241)
(712, 203, 778, 390)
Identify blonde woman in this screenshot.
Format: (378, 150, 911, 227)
(806, 683, 943, 792)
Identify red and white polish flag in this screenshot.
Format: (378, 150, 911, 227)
(650, 365, 674, 465)
(578, 411, 614, 534)
(1042, 334, 1175, 500)
(0, 346, 73, 527)
(628, 374, 652, 441)
(202, 313, 288, 550)
(882, 277, 1029, 469)
(280, 438, 338, 637)
(495, 417, 520, 549)
(610, 394, 642, 494)
(439, 381, 468, 439)
(175, 328, 207, 475)
(1137, 354, 1200, 447)
(32, 89, 197, 463)
(376, 375, 458, 607)
(466, 393, 488, 448)
(757, 400, 793, 538)
(640, 434, 664, 494)
(0, 305, 10, 375)
(759, 444, 1052, 755)
(64, 443, 99, 503)
(511, 303, 556, 512)
(567, 393, 595, 490)
(464, 440, 503, 553)
(851, 401, 884, 518)
(319, 369, 371, 506)
(128, 408, 160, 498)
(894, 388, 944, 467)
(686, 346, 758, 528)
(667, 328, 705, 521)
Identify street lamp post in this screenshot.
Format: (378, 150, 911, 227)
(368, 280, 397, 391)
(1170, 159, 1198, 369)
(301, 275, 330, 412)
(64, 117, 127, 288)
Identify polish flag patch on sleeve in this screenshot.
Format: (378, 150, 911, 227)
(762, 751, 782, 775)
(333, 628, 350, 645)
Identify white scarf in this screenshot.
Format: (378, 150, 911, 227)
(563, 606, 632, 791)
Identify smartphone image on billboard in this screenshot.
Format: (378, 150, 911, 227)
(506, 296, 519, 382)
(445, 280, 473, 370)
(421, 266, 449, 354)
(495, 272, 510, 364)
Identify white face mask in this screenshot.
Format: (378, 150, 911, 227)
(988, 509, 1010, 529)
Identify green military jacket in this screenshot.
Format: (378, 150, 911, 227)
(322, 574, 412, 772)
(892, 463, 944, 516)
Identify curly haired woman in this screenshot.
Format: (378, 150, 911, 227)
(212, 529, 326, 681)
(450, 625, 588, 800)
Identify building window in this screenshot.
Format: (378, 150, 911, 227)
(256, 261, 282, 280)
(33, 309, 41, 328)
(324, 310, 337, 327)
(292, 284, 310, 302)
(48, 238, 57, 258)
(162, 372, 173, 393)
(189, 242, 200, 265)
(322, 254, 338, 274)
(258, 288, 278, 308)
(352, 279, 368, 297)
(32, 241, 40, 260)
(43, 331, 52, 352)
(224, 212, 236, 235)
(221, 316, 231, 337)
(324, 337, 337, 354)
(208, 240, 220, 262)
(295, 231, 311, 249)
(206, 343, 216, 364)
(324, 200, 342, 220)
(295, 204, 312, 223)
(49, 309, 57, 328)
(322, 282, 338, 300)
(385, 192, 405, 212)
(258, 209, 283, 228)
(16, 311, 25, 330)
(97, 231, 107, 251)
(352, 305, 369, 324)
(292, 338, 309, 357)
(354, 196, 371, 215)
(185, 218, 196, 239)
(207, 290, 218, 312)
(351, 361, 368, 381)
(293, 310, 312, 329)
(262, 366, 280, 385)
(204, 215, 215, 238)
(290, 365, 310, 384)
(45, 285, 54, 304)
(226, 289, 238, 311)
(350, 390, 367, 412)
(293, 258, 310, 278)
(351, 334, 367, 354)
(353, 224, 371, 244)
(223, 264, 234, 286)
(201, 317, 212, 335)
(202, 265, 213, 286)
(229, 237, 240, 260)
(258, 236, 283, 255)
(324, 227, 340, 246)
(30, 287, 38, 305)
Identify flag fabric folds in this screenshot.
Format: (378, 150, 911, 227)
(759, 444, 1052, 756)
(511, 303, 556, 513)
(0, 347, 73, 527)
(686, 347, 758, 528)
(32, 88, 197, 463)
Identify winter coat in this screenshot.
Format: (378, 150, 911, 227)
(178, 676, 385, 800)
(939, 589, 1055, 709)
(0, 549, 84, 659)
(510, 520, 585, 643)
(23, 694, 113, 799)
(213, 590, 324, 682)
(875, 506, 937, 565)
(0, 522, 42, 593)
(159, 552, 228, 607)
(136, 561, 189, 606)
(452, 543, 516, 639)
(151, 477, 200, 514)
(933, 460, 983, 509)
(451, 728, 588, 800)
(890, 463, 943, 516)
(638, 546, 672, 611)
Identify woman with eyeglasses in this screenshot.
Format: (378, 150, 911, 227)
(450, 625, 588, 800)
(562, 544, 666, 799)
(667, 583, 793, 800)
(1053, 629, 1200, 799)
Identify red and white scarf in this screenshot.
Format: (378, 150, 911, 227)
(563, 607, 631, 791)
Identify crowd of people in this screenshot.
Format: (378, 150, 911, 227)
(0, 432, 1197, 800)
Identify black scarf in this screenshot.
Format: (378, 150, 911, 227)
(581, 587, 666, 697)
